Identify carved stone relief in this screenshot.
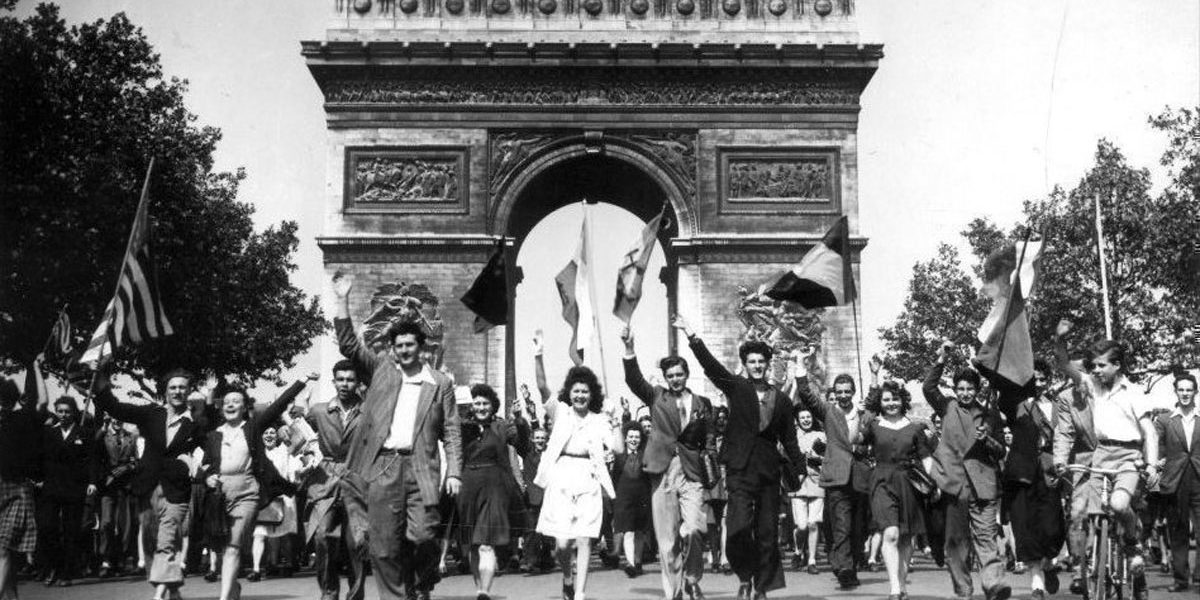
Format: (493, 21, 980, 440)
(727, 158, 830, 201)
(345, 148, 468, 213)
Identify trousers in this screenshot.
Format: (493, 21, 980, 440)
(725, 467, 784, 593)
(943, 492, 1005, 598)
(365, 453, 440, 600)
(649, 457, 707, 597)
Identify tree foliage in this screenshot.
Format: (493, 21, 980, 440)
(881, 134, 1200, 379)
(0, 4, 325, 384)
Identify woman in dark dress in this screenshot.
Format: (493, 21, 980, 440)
(610, 422, 651, 578)
(458, 384, 531, 600)
(859, 381, 932, 600)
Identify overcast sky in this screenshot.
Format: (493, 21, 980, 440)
(21, 0, 1199, 401)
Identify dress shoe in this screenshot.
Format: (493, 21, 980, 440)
(806, 564, 819, 575)
(985, 584, 1012, 600)
(1069, 577, 1085, 595)
(888, 595, 901, 600)
(1045, 565, 1061, 595)
(1030, 591, 1046, 600)
(563, 581, 575, 600)
(752, 592, 767, 600)
(246, 570, 263, 582)
(1167, 582, 1189, 593)
(684, 581, 705, 600)
(736, 583, 752, 600)
(415, 590, 431, 600)
(98, 565, 112, 579)
(204, 570, 219, 583)
(836, 569, 860, 589)
(624, 564, 640, 578)
(478, 594, 491, 600)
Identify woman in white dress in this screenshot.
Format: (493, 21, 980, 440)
(535, 365, 622, 600)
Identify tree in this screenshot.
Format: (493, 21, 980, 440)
(877, 243, 988, 382)
(0, 4, 325, 385)
(881, 136, 1200, 379)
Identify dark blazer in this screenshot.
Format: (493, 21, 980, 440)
(94, 427, 138, 493)
(335, 317, 462, 507)
(1155, 409, 1200, 496)
(623, 356, 713, 482)
(40, 424, 97, 500)
(522, 448, 545, 506)
(922, 363, 1006, 501)
(988, 373, 1055, 487)
(687, 336, 802, 479)
(93, 390, 205, 504)
(794, 376, 872, 493)
(201, 380, 305, 507)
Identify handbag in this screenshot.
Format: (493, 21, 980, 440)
(906, 464, 937, 497)
(256, 498, 285, 525)
(698, 451, 720, 490)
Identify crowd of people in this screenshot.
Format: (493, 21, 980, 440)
(0, 274, 1195, 600)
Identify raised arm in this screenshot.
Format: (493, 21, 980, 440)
(533, 329, 552, 402)
(332, 273, 381, 377)
(791, 347, 830, 422)
(89, 375, 152, 427)
(620, 325, 658, 404)
(1051, 319, 1084, 390)
(922, 343, 955, 417)
(255, 374, 318, 430)
(506, 411, 533, 458)
(676, 315, 737, 393)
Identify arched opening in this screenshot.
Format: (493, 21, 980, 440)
(507, 154, 677, 410)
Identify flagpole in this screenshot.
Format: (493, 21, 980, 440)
(582, 200, 612, 402)
(850, 297, 865, 392)
(1094, 192, 1114, 339)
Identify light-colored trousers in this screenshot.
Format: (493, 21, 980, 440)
(650, 457, 707, 598)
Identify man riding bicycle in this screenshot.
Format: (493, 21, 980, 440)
(1051, 320, 1161, 600)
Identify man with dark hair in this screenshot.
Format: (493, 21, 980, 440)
(1051, 321, 1159, 600)
(675, 316, 802, 600)
(332, 273, 462, 600)
(1152, 372, 1198, 592)
(304, 359, 368, 600)
(91, 368, 204, 600)
(621, 324, 714, 600)
(791, 350, 870, 589)
(35, 396, 97, 586)
(923, 341, 1010, 600)
(989, 358, 1064, 600)
(1051, 345, 1097, 594)
(95, 415, 138, 579)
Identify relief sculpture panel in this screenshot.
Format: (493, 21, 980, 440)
(718, 148, 839, 214)
(345, 147, 469, 213)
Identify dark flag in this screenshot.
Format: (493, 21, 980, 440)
(764, 215, 856, 308)
(460, 243, 508, 333)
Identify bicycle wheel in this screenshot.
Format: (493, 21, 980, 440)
(1093, 518, 1109, 600)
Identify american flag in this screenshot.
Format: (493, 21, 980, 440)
(81, 160, 174, 366)
(47, 307, 71, 355)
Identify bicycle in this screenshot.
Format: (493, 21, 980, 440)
(1065, 464, 1145, 600)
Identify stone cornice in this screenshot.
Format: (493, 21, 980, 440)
(670, 234, 867, 264)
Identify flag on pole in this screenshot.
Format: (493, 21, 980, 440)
(555, 208, 594, 367)
(613, 205, 667, 324)
(47, 307, 72, 355)
(460, 242, 508, 333)
(763, 215, 856, 308)
(974, 235, 1043, 388)
(81, 160, 174, 366)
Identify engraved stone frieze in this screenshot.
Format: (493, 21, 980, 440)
(345, 148, 469, 213)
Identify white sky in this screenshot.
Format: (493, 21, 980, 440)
(20, 0, 1200, 400)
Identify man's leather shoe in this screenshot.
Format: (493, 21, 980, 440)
(836, 569, 860, 589)
(1030, 591, 1046, 600)
(736, 583, 751, 600)
(751, 592, 767, 600)
(986, 584, 1012, 600)
(684, 582, 705, 600)
(1167, 582, 1189, 593)
(1045, 566, 1061, 595)
(1069, 577, 1085, 595)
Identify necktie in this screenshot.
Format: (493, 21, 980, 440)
(678, 399, 688, 425)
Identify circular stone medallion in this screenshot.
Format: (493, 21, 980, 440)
(582, 0, 603, 15)
(491, 0, 512, 13)
(630, 0, 649, 14)
(352, 0, 372, 13)
(813, 0, 832, 16)
(445, 0, 465, 13)
(537, 0, 557, 13)
(399, 0, 419, 12)
(767, 0, 786, 15)
(721, 0, 740, 15)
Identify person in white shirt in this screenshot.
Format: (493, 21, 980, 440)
(1153, 373, 1200, 592)
(1053, 322, 1160, 600)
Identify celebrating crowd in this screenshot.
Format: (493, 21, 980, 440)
(0, 274, 1196, 600)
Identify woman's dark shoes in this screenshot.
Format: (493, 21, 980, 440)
(246, 570, 262, 582)
(562, 581, 575, 600)
(806, 564, 819, 575)
(477, 594, 491, 600)
(624, 564, 639, 578)
(204, 570, 219, 583)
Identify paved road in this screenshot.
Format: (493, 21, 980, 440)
(15, 559, 1184, 600)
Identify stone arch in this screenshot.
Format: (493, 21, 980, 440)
(490, 134, 697, 244)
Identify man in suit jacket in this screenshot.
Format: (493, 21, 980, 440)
(94, 416, 138, 578)
(333, 274, 462, 600)
(1051, 375, 1095, 594)
(92, 369, 205, 600)
(790, 349, 871, 589)
(1154, 373, 1200, 592)
(676, 317, 802, 600)
(990, 359, 1064, 600)
(305, 359, 367, 600)
(922, 342, 1010, 600)
(519, 425, 552, 573)
(622, 324, 714, 600)
(36, 396, 98, 586)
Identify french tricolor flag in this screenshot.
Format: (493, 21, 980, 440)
(764, 216, 856, 309)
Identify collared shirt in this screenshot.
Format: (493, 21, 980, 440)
(59, 424, 75, 440)
(383, 364, 436, 451)
(165, 409, 191, 447)
(1174, 407, 1198, 450)
(1091, 376, 1152, 443)
(218, 423, 252, 475)
(667, 390, 693, 424)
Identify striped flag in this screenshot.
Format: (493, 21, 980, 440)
(974, 234, 1043, 388)
(763, 216, 856, 308)
(47, 307, 72, 355)
(81, 160, 174, 366)
(554, 208, 595, 367)
(613, 205, 667, 324)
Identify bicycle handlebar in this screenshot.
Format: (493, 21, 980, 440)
(1064, 464, 1141, 476)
